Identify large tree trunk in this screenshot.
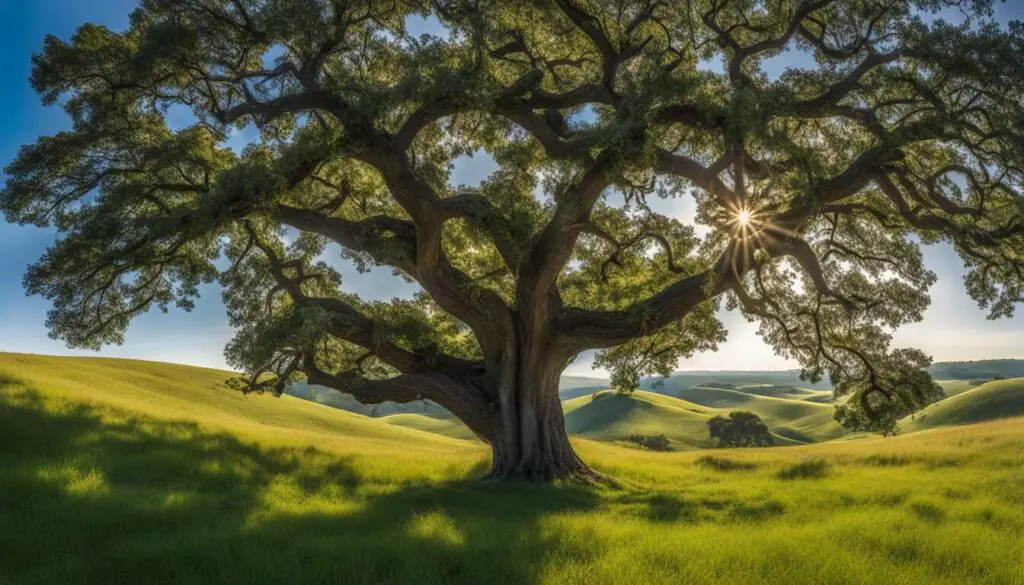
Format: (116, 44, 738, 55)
(482, 337, 600, 482)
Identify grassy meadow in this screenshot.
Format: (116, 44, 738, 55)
(1, 353, 1023, 585)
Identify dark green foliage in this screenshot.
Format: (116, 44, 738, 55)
(909, 501, 947, 523)
(695, 455, 758, 471)
(860, 454, 914, 467)
(707, 411, 774, 448)
(629, 433, 672, 452)
(777, 459, 830, 480)
(832, 349, 946, 436)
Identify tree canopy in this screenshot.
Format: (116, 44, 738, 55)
(708, 411, 774, 448)
(3, 0, 1023, 477)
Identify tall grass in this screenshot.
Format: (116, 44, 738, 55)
(1, 354, 1022, 585)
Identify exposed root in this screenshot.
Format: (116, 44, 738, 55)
(482, 458, 614, 486)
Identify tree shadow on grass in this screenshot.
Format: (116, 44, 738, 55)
(0, 380, 600, 585)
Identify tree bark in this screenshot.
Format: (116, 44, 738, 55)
(484, 382, 596, 481)
(482, 335, 600, 482)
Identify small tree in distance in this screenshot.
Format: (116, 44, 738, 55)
(629, 433, 672, 452)
(708, 411, 774, 448)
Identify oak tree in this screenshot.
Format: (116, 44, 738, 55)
(708, 411, 774, 448)
(4, 0, 1023, 479)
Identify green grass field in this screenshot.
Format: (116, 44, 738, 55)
(1, 353, 1022, 585)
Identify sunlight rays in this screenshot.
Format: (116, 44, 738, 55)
(721, 200, 795, 283)
(724, 202, 765, 240)
(736, 209, 752, 226)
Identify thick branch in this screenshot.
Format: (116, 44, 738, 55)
(303, 357, 498, 440)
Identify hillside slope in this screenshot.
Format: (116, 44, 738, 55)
(562, 391, 720, 449)
(927, 359, 1024, 380)
(287, 375, 610, 416)
(557, 376, 613, 399)
(727, 384, 832, 402)
(286, 381, 450, 417)
(1, 353, 1022, 585)
(1, 353, 1012, 453)
(380, 412, 479, 441)
(662, 386, 847, 443)
(936, 379, 982, 399)
(642, 370, 832, 392)
(562, 390, 816, 448)
(0, 353, 471, 457)
(901, 378, 1024, 432)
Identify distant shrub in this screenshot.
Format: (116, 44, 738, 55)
(777, 459, 829, 480)
(702, 382, 736, 390)
(707, 411, 774, 448)
(695, 455, 758, 471)
(859, 454, 912, 467)
(729, 499, 786, 521)
(924, 456, 963, 469)
(909, 500, 946, 522)
(629, 433, 672, 452)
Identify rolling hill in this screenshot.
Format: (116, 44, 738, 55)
(557, 376, 614, 399)
(561, 389, 845, 448)
(380, 412, 480, 441)
(562, 390, 725, 449)
(284, 375, 610, 417)
(677, 388, 847, 443)
(1, 352, 1022, 584)
(926, 359, 1024, 380)
(936, 379, 982, 399)
(641, 370, 833, 393)
(723, 384, 833, 402)
(901, 378, 1024, 432)
(286, 369, 1016, 448)
(281, 360, 1023, 441)
(0, 353, 474, 460)
(637, 359, 1024, 397)
(285, 380, 450, 417)
(4, 352, 1016, 453)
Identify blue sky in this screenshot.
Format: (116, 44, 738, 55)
(0, 2, 1021, 375)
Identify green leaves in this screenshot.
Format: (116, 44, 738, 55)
(832, 348, 946, 436)
(708, 411, 774, 448)
(595, 306, 726, 395)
